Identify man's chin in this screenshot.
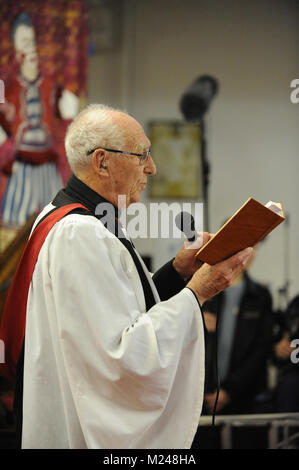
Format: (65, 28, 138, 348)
(129, 193, 142, 206)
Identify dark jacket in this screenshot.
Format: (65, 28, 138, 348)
(274, 295, 299, 376)
(203, 273, 273, 413)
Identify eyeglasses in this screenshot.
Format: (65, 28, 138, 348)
(86, 147, 151, 165)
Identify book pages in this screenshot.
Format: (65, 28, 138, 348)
(265, 201, 284, 217)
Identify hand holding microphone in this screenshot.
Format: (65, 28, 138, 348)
(173, 211, 212, 280)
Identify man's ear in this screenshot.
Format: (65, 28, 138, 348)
(91, 150, 108, 175)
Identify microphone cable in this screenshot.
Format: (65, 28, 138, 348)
(211, 304, 220, 428)
(211, 295, 221, 445)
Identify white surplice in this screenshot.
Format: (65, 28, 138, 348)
(22, 205, 205, 449)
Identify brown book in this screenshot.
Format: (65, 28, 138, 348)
(196, 198, 285, 265)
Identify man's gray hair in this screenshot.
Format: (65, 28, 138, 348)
(65, 103, 127, 173)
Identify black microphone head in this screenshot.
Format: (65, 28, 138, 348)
(175, 211, 196, 241)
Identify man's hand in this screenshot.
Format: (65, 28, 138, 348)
(203, 312, 217, 333)
(173, 232, 212, 280)
(205, 389, 231, 413)
(187, 247, 254, 305)
(274, 337, 295, 360)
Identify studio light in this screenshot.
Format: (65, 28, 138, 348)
(180, 75, 219, 121)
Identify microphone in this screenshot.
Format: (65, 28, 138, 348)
(175, 211, 197, 242)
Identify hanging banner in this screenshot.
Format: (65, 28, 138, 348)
(0, 0, 88, 233)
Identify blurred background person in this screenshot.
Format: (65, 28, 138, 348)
(273, 294, 299, 413)
(194, 247, 274, 448)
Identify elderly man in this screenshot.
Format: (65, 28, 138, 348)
(1, 104, 253, 449)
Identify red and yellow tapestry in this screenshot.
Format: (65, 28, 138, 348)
(0, 0, 88, 238)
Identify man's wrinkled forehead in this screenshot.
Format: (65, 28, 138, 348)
(113, 111, 150, 151)
(135, 135, 151, 153)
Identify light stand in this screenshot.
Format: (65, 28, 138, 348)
(278, 213, 291, 311)
(179, 75, 219, 232)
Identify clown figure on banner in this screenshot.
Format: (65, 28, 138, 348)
(0, 13, 79, 250)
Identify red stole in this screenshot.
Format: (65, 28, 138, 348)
(0, 203, 87, 382)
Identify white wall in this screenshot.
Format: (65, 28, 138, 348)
(88, 0, 299, 307)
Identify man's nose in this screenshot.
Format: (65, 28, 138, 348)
(144, 155, 157, 175)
